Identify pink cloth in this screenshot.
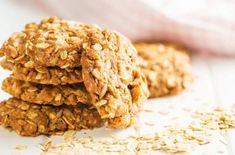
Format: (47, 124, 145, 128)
(38, 0, 235, 55)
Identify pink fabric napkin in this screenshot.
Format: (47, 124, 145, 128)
(37, 0, 235, 55)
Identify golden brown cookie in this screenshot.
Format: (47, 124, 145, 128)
(135, 43, 193, 98)
(0, 59, 13, 70)
(0, 17, 99, 69)
(2, 77, 91, 106)
(0, 98, 104, 136)
(81, 29, 149, 128)
(0, 59, 83, 85)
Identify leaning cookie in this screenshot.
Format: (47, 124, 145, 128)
(0, 17, 99, 69)
(0, 98, 104, 136)
(0, 59, 83, 85)
(81, 29, 149, 128)
(135, 43, 193, 98)
(2, 77, 91, 106)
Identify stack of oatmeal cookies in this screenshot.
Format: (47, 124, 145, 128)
(0, 17, 193, 137)
(0, 17, 149, 136)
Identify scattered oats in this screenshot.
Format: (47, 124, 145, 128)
(214, 106, 225, 112)
(41, 106, 235, 155)
(219, 136, 228, 145)
(11, 153, 22, 155)
(183, 107, 193, 112)
(217, 150, 224, 154)
(220, 129, 227, 136)
(168, 105, 175, 109)
(104, 128, 113, 132)
(108, 133, 119, 139)
(158, 108, 170, 115)
(134, 121, 140, 132)
(63, 130, 76, 142)
(231, 104, 235, 113)
(39, 139, 53, 152)
(171, 116, 179, 120)
(15, 145, 28, 150)
(143, 109, 154, 113)
(144, 122, 155, 126)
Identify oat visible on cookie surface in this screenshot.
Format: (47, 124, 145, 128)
(81, 29, 149, 128)
(0, 60, 83, 85)
(0, 98, 104, 136)
(0, 17, 98, 68)
(135, 43, 193, 98)
(2, 77, 90, 106)
(0, 59, 14, 70)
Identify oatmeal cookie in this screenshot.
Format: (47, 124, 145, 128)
(2, 77, 90, 106)
(0, 17, 99, 68)
(0, 59, 13, 70)
(135, 43, 193, 97)
(81, 29, 149, 128)
(0, 59, 83, 85)
(0, 98, 104, 136)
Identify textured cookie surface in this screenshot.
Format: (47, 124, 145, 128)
(135, 43, 193, 98)
(0, 17, 99, 68)
(1, 59, 83, 85)
(0, 98, 104, 136)
(0, 16, 150, 131)
(81, 29, 149, 128)
(2, 77, 90, 106)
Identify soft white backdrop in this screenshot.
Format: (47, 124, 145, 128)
(39, 0, 235, 55)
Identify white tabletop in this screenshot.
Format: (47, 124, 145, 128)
(0, 1, 234, 154)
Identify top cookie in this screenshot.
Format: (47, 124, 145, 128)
(135, 43, 193, 97)
(0, 17, 98, 68)
(81, 29, 149, 128)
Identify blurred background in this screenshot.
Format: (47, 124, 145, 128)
(0, 0, 235, 55)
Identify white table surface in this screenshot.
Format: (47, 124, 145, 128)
(0, 1, 234, 154)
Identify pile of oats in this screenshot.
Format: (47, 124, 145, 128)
(42, 106, 235, 154)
